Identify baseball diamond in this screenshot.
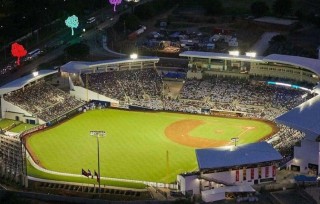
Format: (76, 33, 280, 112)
(26, 109, 276, 183)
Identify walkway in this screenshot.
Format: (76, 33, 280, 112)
(250, 32, 279, 56)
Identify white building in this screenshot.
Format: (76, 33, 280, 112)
(276, 94, 320, 175)
(177, 142, 282, 202)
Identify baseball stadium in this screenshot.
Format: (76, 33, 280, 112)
(0, 51, 320, 200)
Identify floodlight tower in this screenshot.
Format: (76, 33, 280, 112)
(90, 130, 106, 195)
(231, 137, 239, 147)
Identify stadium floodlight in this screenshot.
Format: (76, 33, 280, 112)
(231, 137, 239, 147)
(32, 71, 39, 77)
(90, 130, 106, 196)
(229, 50, 239, 56)
(245, 52, 256, 58)
(130, 53, 138, 60)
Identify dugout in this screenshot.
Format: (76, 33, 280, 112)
(210, 109, 246, 117)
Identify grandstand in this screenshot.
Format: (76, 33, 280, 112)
(60, 56, 160, 106)
(180, 51, 320, 84)
(0, 70, 85, 125)
(0, 51, 319, 200)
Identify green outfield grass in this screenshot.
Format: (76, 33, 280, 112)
(27, 109, 274, 184)
(10, 123, 36, 133)
(0, 119, 21, 129)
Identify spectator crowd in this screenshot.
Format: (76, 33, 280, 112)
(81, 68, 162, 102)
(4, 80, 85, 122)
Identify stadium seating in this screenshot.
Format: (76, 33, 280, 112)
(4, 80, 85, 122)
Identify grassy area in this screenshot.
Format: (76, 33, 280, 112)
(27, 109, 274, 183)
(10, 123, 37, 133)
(0, 119, 21, 129)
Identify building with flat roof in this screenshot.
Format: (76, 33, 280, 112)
(177, 142, 282, 202)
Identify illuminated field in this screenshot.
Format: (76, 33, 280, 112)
(26, 109, 275, 183)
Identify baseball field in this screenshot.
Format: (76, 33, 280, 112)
(26, 109, 276, 184)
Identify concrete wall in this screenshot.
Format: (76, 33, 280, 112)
(1, 98, 33, 119)
(291, 138, 319, 174)
(186, 71, 202, 79)
(203, 165, 275, 186)
(177, 174, 200, 195)
(1, 98, 47, 125)
(70, 86, 119, 104)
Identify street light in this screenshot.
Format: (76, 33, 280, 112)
(90, 130, 106, 195)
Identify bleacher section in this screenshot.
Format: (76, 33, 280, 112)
(165, 77, 306, 121)
(3, 81, 85, 122)
(81, 68, 162, 101)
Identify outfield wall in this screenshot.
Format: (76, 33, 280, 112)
(26, 150, 177, 189)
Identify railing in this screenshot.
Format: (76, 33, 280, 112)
(27, 150, 177, 189)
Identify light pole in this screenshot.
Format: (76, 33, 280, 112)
(90, 130, 106, 195)
(231, 137, 239, 147)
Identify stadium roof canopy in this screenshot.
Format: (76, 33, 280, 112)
(196, 142, 282, 170)
(276, 95, 320, 139)
(180, 51, 264, 62)
(264, 54, 320, 76)
(0, 70, 58, 95)
(60, 56, 160, 73)
(180, 51, 320, 76)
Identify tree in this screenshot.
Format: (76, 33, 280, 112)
(269, 34, 287, 44)
(64, 43, 89, 60)
(11, 43, 27, 66)
(109, 0, 122, 12)
(251, 1, 269, 17)
(201, 0, 224, 15)
(135, 3, 156, 19)
(273, 0, 292, 16)
(65, 15, 79, 36)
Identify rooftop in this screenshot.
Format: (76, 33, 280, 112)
(276, 95, 320, 139)
(180, 51, 320, 76)
(196, 142, 282, 170)
(60, 56, 160, 73)
(0, 70, 58, 95)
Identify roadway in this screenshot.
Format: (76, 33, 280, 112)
(0, 0, 185, 87)
(0, 0, 156, 86)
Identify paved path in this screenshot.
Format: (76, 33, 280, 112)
(147, 186, 167, 200)
(250, 32, 279, 56)
(305, 187, 320, 204)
